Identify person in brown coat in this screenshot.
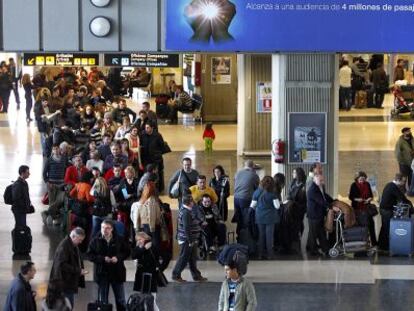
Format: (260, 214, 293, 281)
(49, 227, 88, 309)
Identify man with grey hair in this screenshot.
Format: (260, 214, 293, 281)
(233, 160, 260, 235)
(49, 227, 88, 309)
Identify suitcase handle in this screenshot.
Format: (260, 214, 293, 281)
(141, 272, 153, 294)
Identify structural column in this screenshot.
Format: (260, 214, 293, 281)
(271, 54, 339, 195)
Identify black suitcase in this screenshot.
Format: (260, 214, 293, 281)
(127, 273, 154, 311)
(87, 290, 113, 311)
(342, 226, 368, 242)
(12, 226, 32, 254)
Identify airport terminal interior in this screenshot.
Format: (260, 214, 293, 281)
(0, 51, 413, 311)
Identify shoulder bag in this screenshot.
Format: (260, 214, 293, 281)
(169, 170, 182, 198)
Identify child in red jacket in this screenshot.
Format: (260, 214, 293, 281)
(202, 123, 215, 152)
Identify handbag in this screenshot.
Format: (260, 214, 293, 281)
(367, 203, 378, 217)
(149, 249, 168, 287)
(41, 192, 49, 205)
(162, 141, 172, 154)
(169, 170, 182, 198)
(27, 205, 35, 214)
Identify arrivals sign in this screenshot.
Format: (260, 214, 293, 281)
(104, 54, 180, 67)
(166, 0, 414, 52)
(23, 53, 99, 66)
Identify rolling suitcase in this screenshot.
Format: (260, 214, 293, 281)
(127, 273, 154, 311)
(12, 226, 32, 254)
(389, 218, 414, 256)
(87, 291, 113, 311)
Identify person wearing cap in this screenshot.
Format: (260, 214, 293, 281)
(395, 127, 414, 188)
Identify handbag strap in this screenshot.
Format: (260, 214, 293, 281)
(149, 248, 160, 269)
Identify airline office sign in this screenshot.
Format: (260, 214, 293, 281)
(165, 0, 414, 52)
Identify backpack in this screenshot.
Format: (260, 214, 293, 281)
(217, 243, 249, 275)
(126, 293, 154, 311)
(3, 182, 14, 205)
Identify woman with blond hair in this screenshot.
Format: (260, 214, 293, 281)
(131, 231, 161, 311)
(90, 177, 116, 237)
(131, 182, 161, 247)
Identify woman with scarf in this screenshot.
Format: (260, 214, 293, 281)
(348, 171, 377, 246)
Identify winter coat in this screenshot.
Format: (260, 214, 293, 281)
(131, 245, 159, 293)
(49, 236, 85, 293)
(3, 274, 36, 311)
(87, 233, 130, 283)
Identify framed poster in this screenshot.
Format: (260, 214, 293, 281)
(211, 57, 231, 84)
(288, 112, 327, 164)
(256, 82, 272, 113)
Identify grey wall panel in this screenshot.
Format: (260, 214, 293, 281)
(43, 0, 79, 51)
(3, 0, 39, 51)
(122, 0, 158, 51)
(82, 0, 119, 51)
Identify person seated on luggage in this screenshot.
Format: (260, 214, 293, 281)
(218, 259, 257, 311)
(103, 141, 129, 173)
(348, 171, 377, 246)
(64, 155, 89, 189)
(198, 194, 226, 253)
(378, 173, 413, 252)
(171, 85, 193, 113)
(131, 231, 161, 311)
(190, 175, 219, 205)
(306, 174, 335, 256)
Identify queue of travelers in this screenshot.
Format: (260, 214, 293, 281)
(4, 64, 414, 310)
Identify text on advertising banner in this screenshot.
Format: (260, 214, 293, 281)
(166, 0, 414, 52)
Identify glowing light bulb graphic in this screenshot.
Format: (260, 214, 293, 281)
(202, 2, 219, 19)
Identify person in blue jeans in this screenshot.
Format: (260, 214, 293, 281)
(251, 176, 281, 260)
(90, 177, 115, 238)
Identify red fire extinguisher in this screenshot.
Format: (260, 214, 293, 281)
(272, 139, 285, 164)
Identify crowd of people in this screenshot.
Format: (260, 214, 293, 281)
(4, 63, 414, 310)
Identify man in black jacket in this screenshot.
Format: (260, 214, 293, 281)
(4, 261, 37, 311)
(87, 220, 130, 310)
(11, 165, 33, 227)
(306, 174, 334, 256)
(49, 227, 87, 309)
(141, 121, 166, 192)
(378, 173, 413, 251)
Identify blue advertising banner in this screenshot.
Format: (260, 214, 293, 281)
(165, 0, 414, 52)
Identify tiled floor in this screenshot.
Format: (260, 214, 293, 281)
(0, 92, 413, 310)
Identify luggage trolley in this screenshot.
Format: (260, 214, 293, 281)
(328, 211, 375, 258)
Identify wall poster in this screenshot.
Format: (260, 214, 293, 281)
(211, 56, 231, 84)
(256, 82, 272, 113)
(288, 112, 327, 164)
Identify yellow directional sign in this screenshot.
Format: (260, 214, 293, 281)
(74, 58, 81, 65)
(27, 58, 35, 65)
(88, 58, 96, 65)
(46, 56, 55, 65)
(81, 58, 88, 65)
(36, 56, 45, 65)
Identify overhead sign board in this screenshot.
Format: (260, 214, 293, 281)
(23, 53, 99, 66)
(104, 53, 180, 67)
(166, 0, 414, 52)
